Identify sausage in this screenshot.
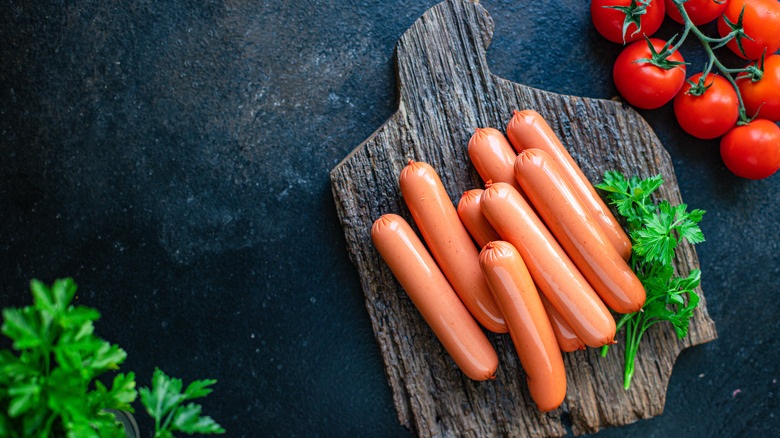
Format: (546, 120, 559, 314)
(400, 160, 507, 333)
(540, 293, 585, 353)
(457, 189, 500, 248)
(505, 109, 632, 261)
(479, 182, 616, 347)
(515, 149, 646, 313)
(467, 127, 522, 191)
(479, 241, 566, 411)
(371, 214, 499, 381)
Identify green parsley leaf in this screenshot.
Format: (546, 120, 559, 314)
(140, 368, 224, 437)
(7, 380, 40, 417)
(183, 379, 217, 401)
(171, 403, 224, 434)
(92, 373, 137, 412)
(140, 368, 184, 423)
(1, 308, 45, 350)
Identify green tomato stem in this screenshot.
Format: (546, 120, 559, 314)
(702, 56, 716, 80)
(706, 33, 738, 45)
(668, 20, 691, 54)
(671, 0, 750, 123)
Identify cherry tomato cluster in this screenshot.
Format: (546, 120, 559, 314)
(591, 0, 780, 180)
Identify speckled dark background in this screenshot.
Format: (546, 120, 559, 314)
(1, 1, 778, 437)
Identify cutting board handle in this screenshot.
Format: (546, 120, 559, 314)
(391, 0, 511, 168)
(395, 0, 494, 100)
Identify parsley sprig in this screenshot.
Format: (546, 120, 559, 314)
(1, 278, 225, 437)
(140, 368, 224, 438)
(595, 171, 705, 389)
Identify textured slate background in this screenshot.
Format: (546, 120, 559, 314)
(0, 1, 777, 437)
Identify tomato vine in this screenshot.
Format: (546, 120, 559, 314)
(593, 0, 780, 180)
(667, 0, 758, 124)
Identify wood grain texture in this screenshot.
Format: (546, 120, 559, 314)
(329, 0, 717, 436)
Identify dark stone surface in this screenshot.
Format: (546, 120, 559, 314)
(0, 1, 777, 437)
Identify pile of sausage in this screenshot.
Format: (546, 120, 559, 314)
(371, 109, 646, 412)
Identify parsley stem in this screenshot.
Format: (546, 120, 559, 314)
(643, 318, 661, 332)
(624, 311, 649, 389)
(161, 406, 175, 435)
(624, 317, 637, 389)
(636, 200, 652, 217)
(153, 403, 162, 436)
(642, 293, 664, 307)
(616, 312, 634, 331)
(600, 311, 635, 357)
(43, 412, 57, 436)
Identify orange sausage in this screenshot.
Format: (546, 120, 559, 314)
(467, 128, 522, 191)
(400, 160, 507, 333)
(371, 214, 499, 381)
(506, 109, 632, 261)
(540, 293, 585, 353)
(515, 149, 646, 313)
(457, 189, 500, 248)
(479, 241, 566, 412)
(479, 182, 616, 347)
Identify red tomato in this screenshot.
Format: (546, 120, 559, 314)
(717, 0, 780, 60)
(674, 73, 739, 139)
(613, 38, 687, 109)
(720, 119, 780, 179)
(736, 54, 780, 121)
(591, 0, 665, 44)
(665, 0, 727, 25)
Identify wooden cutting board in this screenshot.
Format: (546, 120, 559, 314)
(329, 0, 717, 436)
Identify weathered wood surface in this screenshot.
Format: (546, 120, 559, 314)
(329, 0, 718, 436)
